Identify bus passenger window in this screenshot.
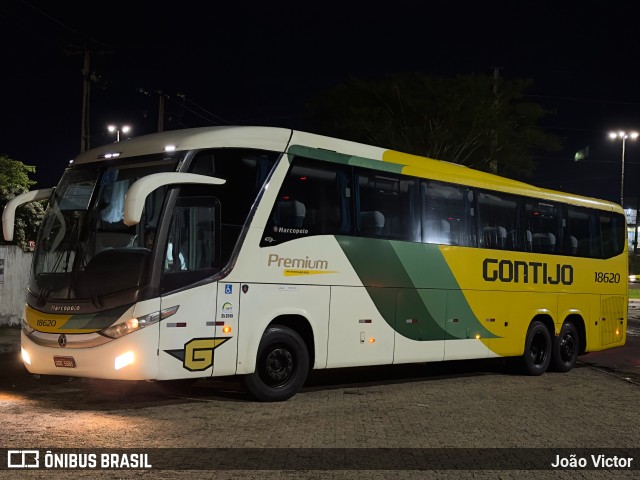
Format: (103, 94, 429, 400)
(422, 181, 474, 246)
(525, 201, 561, 254)
(276, 199, 306, 227)
(355, 170, 419, 241)
(477, 191, 521, 251)
(600, 213, 625, 258)
(262, 158, 351, 246)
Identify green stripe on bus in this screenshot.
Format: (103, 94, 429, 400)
(336, 236, 496, 340)
(287, 145, 404, 174)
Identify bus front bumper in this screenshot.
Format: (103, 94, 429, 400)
(20, 326, 160, 381)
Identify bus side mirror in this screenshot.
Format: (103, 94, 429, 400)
(2, 188, 54, 241)
(123, 173, 226, 226)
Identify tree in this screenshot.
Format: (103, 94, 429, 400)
(0, 155, 46, 251)
(308, 72, 561, 179)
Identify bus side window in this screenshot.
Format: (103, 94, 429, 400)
(566, 207, 590, 256)
(355, 170, 419, 241)
(477, 191, 520, 251)
(187, 148, 278, 266)
(525, 201, 561, 254)
(160, 190, 221, 293)
(600, 212, 625, 258)
(422, 180, 474, 246)
(263, 158, 351, 245)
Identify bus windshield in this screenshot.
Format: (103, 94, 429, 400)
(30, 157, 179, 301)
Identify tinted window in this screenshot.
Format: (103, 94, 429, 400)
(422, 180, 475, 246)
(188, 148, 278, 264)
(478, 191, 522, 251)
(600, 212, 625, 259)
(356, 169, 420, 241)
(525, 201, 562, 254)
(263, 158, 351, 246)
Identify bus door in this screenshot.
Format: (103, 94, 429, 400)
(158, 283, 218, 380)
(156, 193, 229, 380)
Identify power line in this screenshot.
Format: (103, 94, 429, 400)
(178, 95, 232, 125)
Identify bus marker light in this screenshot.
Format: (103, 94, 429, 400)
(369, 338, 376, 343)
(21, 348, 31, 365)
(475, 334, 481, 340)
(616, 329, 620, 336)
(222, 326, 232, 334)
(115, 351, 135, 370)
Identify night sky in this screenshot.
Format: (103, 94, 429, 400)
(2, 0, 640, 205)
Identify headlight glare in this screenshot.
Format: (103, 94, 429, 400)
(100, 306, 178, 339)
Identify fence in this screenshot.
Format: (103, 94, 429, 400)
(0, 246, 33, 326)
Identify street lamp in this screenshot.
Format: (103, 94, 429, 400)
(608, 130, 638, 207)
(108, 124, 131, 142)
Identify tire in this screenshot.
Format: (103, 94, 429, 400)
(244, 326, 309, 402)
(550, 322, 579, 373)
(521, 320, 552, 375)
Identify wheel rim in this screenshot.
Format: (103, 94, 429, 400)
(559, 332, 576, 364)
(530, 331, 548, 366)
(258, 344, 295, 387)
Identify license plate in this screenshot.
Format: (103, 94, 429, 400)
(53, 356, 76, 368)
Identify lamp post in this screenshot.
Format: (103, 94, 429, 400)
(608, 130, 638, 207)
(108, 124, 131, 142)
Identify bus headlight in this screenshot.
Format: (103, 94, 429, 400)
(101, 306, 179, 339)
(21, 347, 31, 365)
(114, 351, 135, 370)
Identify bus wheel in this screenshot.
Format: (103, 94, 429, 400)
(550, 322, 579, 373)
(522, 321, 551, 375)
(244, 326, 309, 402)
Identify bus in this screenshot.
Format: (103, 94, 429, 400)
(2, 126, 627, 401)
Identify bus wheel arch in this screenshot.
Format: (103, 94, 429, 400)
(550, 315, 583, 373)
(521, 315, 553, 376)
(244, 316, 313, 402)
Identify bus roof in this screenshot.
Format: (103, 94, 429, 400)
(72, 126, 294, 165)
(73, 126, 622, 213)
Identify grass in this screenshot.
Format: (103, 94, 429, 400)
(629, 288, 640, 299)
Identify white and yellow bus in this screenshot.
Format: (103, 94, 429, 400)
(2, 126, 627, 401)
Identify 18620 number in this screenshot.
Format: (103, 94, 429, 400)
(594, 272, 621, 283)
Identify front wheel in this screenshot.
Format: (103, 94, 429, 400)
(550, 322, 579, 373)
(521, 320, 552, 375)
(244, 326, 309, 402)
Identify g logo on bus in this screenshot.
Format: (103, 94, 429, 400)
(164, 337, 230, 372)
(58, 334, 67, 348)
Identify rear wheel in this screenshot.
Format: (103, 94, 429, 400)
(550, 322, 579, 372)
(522, 320, 551, 375)
(244, 326, 309, 402)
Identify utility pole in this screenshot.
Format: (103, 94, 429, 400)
(489, 66, 502, 174)
(80, 44, 91, 152)
(157, 90, 165, 132)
